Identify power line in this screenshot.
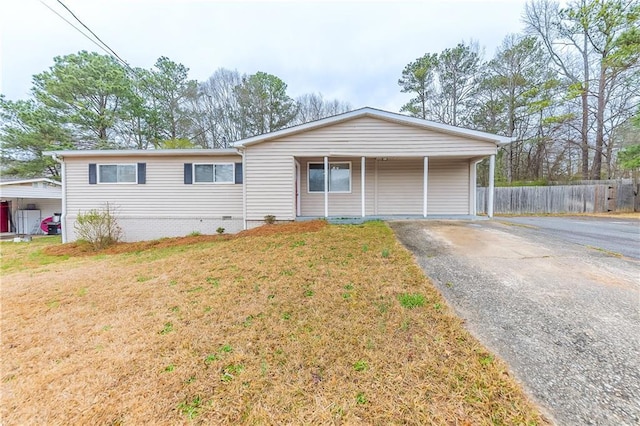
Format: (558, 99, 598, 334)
(40, 0, 217, 146)
(54, 0, 132, 71)
(38, 0, 114, 58)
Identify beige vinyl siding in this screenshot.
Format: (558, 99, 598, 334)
(65, 155, 243, 217)
(376, 158, 423, 215)
(245, 153, 294, 220)
(427, 160, 470, 215)
(245, 116, 495, 220)
(272, 116, 496, 156)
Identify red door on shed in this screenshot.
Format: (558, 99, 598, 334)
(0, 201, 9, 232)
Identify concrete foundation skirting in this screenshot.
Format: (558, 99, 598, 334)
(64, 216, 244, 242)
(296, 215, 487, 224)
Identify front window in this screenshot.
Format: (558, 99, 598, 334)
(98, 164, 137, 184)
(193, 163, 234, 183)
(308, 162, 351, 193)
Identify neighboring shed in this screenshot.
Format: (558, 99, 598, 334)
(0, 178, 62, 235)
(48, 108, 508, 243)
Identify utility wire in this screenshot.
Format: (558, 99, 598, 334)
(39, 0, 114, 58)
(41, 0, 218, 147)
(54, 0, 132, 70)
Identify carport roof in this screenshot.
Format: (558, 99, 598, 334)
(0, 186, 62, 199)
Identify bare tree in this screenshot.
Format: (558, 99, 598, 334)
(294, 93, 351, 124)
(524, 0, 640, 179)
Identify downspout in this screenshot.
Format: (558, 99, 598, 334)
(324, 156, 329, 218)
(469, 160, 481, 216)
(295, 159, 301, 218)
(61, 160, 67, 242)
(51, 154, 68, 243)
(488, 154, 495, 219)
(237, 147, 247, 230)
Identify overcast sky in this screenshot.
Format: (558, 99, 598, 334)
(1, 0, 531, 112)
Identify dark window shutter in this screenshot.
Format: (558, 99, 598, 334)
(235, 162, 243, 184)
(137, 163, 146, 184)
(184, 163, 193, 184)
(89, 163, 97, 184)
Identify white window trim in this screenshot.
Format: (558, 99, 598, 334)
(97, 163, 138, 184)
(307, 161, 352, 194)
(193, 163, 235, 184)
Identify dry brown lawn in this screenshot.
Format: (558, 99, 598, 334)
(1, 221, 546, 425)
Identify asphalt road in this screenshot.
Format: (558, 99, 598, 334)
(390, 218, 640, 426)
(496, 216, 640, 259)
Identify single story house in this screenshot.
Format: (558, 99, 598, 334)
(0, 178, 63, 235)
(47, 108, 508, 243)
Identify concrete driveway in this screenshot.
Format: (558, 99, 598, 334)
(390, 218, 640, 426)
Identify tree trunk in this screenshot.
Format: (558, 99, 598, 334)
(580, 30, 591, 180)
(591, 61, 607, 180)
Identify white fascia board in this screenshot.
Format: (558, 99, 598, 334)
(0, 178, 61, 186)
(43, 148, 240, 159)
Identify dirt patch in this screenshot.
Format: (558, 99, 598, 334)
(43, 220, 328, 257)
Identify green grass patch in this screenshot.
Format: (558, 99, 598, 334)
(398, 293, 426, 309)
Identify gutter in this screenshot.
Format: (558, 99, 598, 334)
(236, 146, 247, 230)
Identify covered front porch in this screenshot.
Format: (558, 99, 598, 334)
(293, 154, 496, 219)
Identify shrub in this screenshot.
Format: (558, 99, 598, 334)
(216, 227, 225, 234)
(74, 202, 123, 250)
(264, 215, 276, 225)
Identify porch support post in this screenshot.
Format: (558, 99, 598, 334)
(361, 157, 366, 217)
(423, 156, 429, 218)
(324, 156, 329, 218)
(488, 154, 495, 218)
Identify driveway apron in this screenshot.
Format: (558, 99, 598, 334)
(390, 220, 640, 426)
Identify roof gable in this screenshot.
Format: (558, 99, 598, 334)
(234, 107, 512, 148)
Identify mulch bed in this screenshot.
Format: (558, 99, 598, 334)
(43, 220, 328, 257)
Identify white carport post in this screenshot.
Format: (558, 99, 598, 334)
(488, 154, 495, 218)
(423, 156, 429, 218)
(324, 156, 329, 218)
(361, 157, 366, 217)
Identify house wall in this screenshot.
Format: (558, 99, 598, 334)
(245, 116, 492, 221)
(63, 154, 244, 242)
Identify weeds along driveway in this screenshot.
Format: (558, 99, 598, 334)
(390, 220, 640, 426)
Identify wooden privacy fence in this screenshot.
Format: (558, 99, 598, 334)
(477, 183, 639, 214)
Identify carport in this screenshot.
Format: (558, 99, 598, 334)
(0, 179, 62, 236)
